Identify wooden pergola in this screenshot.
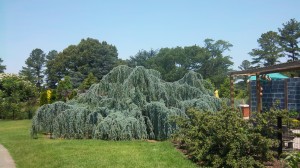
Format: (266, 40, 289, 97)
(229, 60, 300, 112)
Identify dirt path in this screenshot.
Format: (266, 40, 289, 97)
(0, 144, 16, 168)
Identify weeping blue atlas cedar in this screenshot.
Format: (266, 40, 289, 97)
(31, 65, 221, 140)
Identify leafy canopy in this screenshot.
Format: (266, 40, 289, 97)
(0, 74, 38, 119)
(45, 38, 118, 88)
(128, 39, 233, 87)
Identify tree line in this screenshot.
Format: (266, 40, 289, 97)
(0, 18, 299, 119)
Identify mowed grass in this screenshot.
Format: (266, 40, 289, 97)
(0, 120, 196, 168)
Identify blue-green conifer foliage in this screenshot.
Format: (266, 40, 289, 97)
(31, 66, 221, 140)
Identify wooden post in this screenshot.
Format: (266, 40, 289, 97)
(230, 75, 234, 108)
(256, 73, 262, 112)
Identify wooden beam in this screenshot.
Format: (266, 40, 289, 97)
(230, 75, 234, 108)
(229, 60, 300, 76)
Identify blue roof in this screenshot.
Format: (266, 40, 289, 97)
(249, 73, 288, 81)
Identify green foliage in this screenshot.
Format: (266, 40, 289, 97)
(283, 152, 300, 168)
(250, 31, 284, 66)
(234, 80, 249, 99)
(238, 60, 252, 85)
(172, 108, 279, 167)
(0, 73, 38, 119)
(45, 38, 118, 88)
(127, 49, 157, 68)
(78, 72, 97, 92)
(148, 47, 190, 82)
(31, 66, 221, 140)
(201, 39, 234, 87)
(45, 50, 58, 89)
(219, 77, 231, 98)
(39, 90, 48, 106)
(129, 39, 233, 87)
(278, 18, 300, 61)
(250, 109, 288, 140)
(289, 118, 300, 129)
(56, 76, 73, 102)
(202, 78, 215, 94)
(39, 89, 54, 106)
(238, 60, 251, 71)
(0, 58, 6, 73)
(19, 48, 46, 89)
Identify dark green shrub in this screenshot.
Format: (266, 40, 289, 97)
(39, 90, 48, 106)
(282, 152, 300, 168)
(172, 107, 278, 167)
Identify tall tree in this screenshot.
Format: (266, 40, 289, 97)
(19, 67, 35, 82)
(20, 49, 46, 89)
(278, 18, 300, 61)
(0, 58, 6, 73)
(238, 60, 251, 71)
(45, 50, 59, 89)
(204, 39, 233, 58)
(249, 31, 284, 66)
(145, 39, 233, 87)
(238, 60, 251, 84)
(146, 47, 185, 81)
(47, 38, 118, 88)
(200, 39, 233, 87)
(127, 49, 158, 68)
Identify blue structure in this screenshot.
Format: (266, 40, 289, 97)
(250, 78, 300, 112)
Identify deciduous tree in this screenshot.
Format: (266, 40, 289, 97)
(144, 39, 233, 87)
(127, 49, 158, 68)
(0, 74, 38, 119)
(47, 38, 118, 88)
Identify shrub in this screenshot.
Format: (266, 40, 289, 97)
(39, 90, 48, 106)
(172, 107, 278, 167)
(282, 152, 300, 168)
(0, 73, 38, 119)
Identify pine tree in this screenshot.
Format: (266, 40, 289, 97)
(0, 58, 6, 73)
(278, 18, 300, 61)
(20, 49, 46, 89)
(249, 31, 284, 66)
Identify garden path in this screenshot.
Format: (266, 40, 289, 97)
(0, 144, 16, 168)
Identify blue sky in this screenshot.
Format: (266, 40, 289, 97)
(1, 0, 299, 73)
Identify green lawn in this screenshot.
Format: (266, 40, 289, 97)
(0, 120, 196, 168)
